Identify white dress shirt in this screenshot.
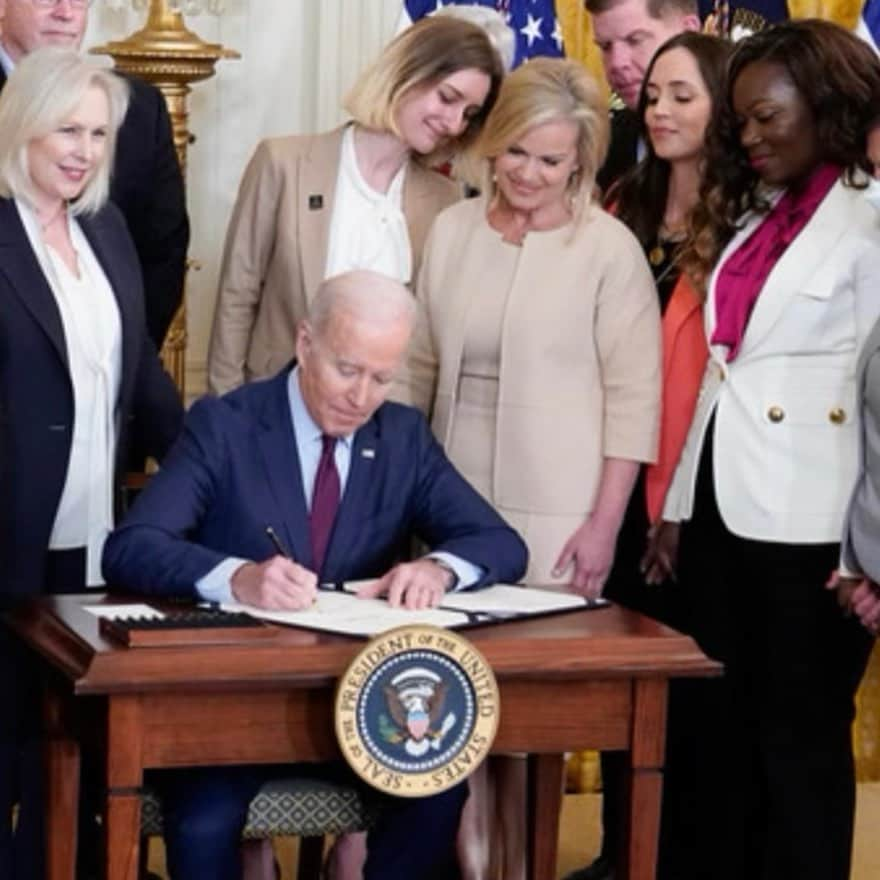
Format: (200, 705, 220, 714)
(18, 201, 122, 586)
(197, 367, 481, 602)
(323, 124, 412, 284)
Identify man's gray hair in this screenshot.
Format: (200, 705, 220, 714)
(308, 270, 416, 336)
(434, 4, 517, 72)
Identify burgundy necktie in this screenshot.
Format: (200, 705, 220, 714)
(309, 434, 340, 574)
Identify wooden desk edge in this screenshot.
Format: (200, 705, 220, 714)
(6, 595, 720, 697)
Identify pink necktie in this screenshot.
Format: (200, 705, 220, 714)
(309, 434, 340, 574)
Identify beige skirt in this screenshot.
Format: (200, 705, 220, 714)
(447, 375, 585, 587)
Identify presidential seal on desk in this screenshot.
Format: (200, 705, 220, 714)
(335, 625, 499, 796)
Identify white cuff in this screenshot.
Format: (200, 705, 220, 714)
(195, 557, 250, 604)
(427, 551, 483, 592)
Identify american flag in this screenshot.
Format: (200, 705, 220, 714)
(400, 1, 564, 67)
(857, 0, 880, 52)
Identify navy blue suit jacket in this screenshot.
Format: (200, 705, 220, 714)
(597, 107, 640, 195)
(0, 198, 183, 601)
(112, 74, 189, 349)
(103, 369, 528, 595)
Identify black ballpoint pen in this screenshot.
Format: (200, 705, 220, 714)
(265, 525, 290, 559)
(265, 525, 326, 605)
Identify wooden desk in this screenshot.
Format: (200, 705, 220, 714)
(6, 596, 718, 880)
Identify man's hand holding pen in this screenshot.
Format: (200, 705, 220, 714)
(231, 524, 319, 610)
(231, 557, 318, 610)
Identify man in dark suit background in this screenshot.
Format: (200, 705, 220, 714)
(0, 0, 189, 350)
(586, 0, 699, 193)
(103, 269, 528, 880)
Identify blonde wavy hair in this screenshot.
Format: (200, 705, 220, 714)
(472, 57, 609, 215)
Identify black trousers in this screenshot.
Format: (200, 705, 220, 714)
(657, 439, 873, 880)
(1, 548, 90, 880)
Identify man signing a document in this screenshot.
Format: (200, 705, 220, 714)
(102, 269, 527, 880)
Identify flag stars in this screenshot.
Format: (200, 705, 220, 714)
(520, 12, 543, 47)
(551, 18, 563, 50)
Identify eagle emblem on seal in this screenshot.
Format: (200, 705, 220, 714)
(379, 667, 457, 757)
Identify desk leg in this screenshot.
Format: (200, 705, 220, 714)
(525, 753, 564, 880)
(622, 679, 668, 880)
(44, 685, 79, 880)
(105, 696, 144, 880)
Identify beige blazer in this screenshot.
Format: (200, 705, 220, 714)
(663, 178, 880, 543)
(207, 126, 459, 394)
(393, 197, 661, 517)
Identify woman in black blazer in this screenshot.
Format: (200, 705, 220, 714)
(0, 49, 182, 877)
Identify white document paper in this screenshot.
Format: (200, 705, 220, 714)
(223, 583, 601, 637)
(82, 603, 166, 621)
(439, 584, 597, 614)
(222, 592, 466, 637)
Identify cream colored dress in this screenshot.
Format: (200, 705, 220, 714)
(394, 198, 660, 587)
(392, 199, 660, 880)
(444, 235, 589, 584)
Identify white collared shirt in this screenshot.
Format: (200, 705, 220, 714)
(18, 201, 122, 586)
(288, 367, 354, 503)
(323, 124, 412, 284)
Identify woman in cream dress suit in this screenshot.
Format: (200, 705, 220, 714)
(207, 15, 504, 394)
(396, 58, 660, 591)
(393, 58, 660, 879)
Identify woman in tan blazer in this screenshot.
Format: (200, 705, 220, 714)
(393, 58, 661, 880)
(207, 16, 504, 394)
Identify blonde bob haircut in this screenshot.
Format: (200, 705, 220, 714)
(474, 57, 609, 209)
(0, 48, 130, 217)
(344, 16, 504, 159)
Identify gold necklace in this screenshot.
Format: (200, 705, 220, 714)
(648, 241, 667, 266)
(649, 224, 687, 267)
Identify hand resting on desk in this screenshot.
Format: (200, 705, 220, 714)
(356, 559, 454, 610)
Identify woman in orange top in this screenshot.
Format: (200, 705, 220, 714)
(604, 31, 730, 621)
(572, 33, 730, 880)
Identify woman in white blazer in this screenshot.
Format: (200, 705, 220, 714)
(656, 21, 880, 880)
